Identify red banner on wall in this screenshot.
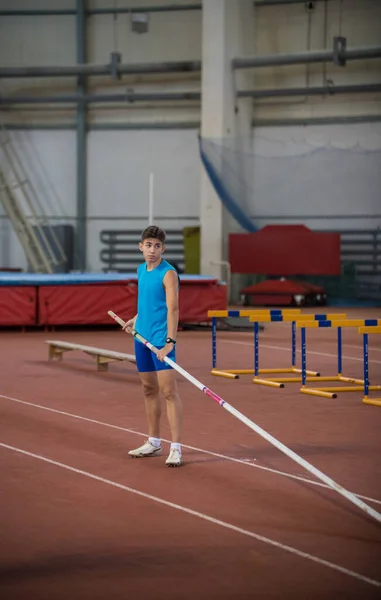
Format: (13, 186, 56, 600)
(229, 225, 341, 276)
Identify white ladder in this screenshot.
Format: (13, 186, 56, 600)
(0, 127, 67, 273)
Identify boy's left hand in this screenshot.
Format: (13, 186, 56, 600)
(157, 343, 174, 362)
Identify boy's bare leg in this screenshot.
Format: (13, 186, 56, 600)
(139, 372, 161, 438)
(157, 369, 182, 443)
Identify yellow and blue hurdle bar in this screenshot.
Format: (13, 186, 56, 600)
(209, 309, 305, 383)
(208, 309, 345, 387)
(297, 318, 381, 399)
(360, 325, 381, 407)
(249, 312, 346, 387)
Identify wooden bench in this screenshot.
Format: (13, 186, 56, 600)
(45, 340, 136, 372)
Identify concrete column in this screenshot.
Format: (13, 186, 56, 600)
(200, 0, 254, 281)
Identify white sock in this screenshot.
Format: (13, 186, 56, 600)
(170, 443, 181, 453)
(149, 437, 161, 448)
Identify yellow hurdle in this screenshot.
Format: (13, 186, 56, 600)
(248, 313, 347, 387)
(208, 309, 348, 386)
(208, 309, 301, 318)
(297, 319, 381, 399)
(358, 326, 381, 407)
(209, 309, 306, 381)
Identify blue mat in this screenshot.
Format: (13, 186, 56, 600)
(0, 272, 220, 286)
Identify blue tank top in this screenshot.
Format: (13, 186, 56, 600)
(135, 259, 178, 347)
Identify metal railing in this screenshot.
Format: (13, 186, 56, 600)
(100, 229, 185, 273)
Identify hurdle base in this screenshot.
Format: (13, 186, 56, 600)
(222, 367, 320, 378)
(300, 387, 337, 399)
(315, 385, 381, 393)
(363, 397, 381, 407)
(263, 376, 322, 384)
(338, 375, 365, 385)
(291, 367, 320, 376)
(211, 369, 239, 380)
(256, 367, 319, 375)
(253, 377, 284, 388)
(302, 375, 365, 383)
(222, 369, 254, 375)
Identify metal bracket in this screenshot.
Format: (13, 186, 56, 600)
(333, 36, 347, 67)
(110, 52, 121, 80)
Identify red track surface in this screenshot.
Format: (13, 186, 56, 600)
(1, 307, 381, 599)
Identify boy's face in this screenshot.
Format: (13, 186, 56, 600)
(139, 237, 165, 264)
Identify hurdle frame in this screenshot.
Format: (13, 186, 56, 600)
(359, 325, 381, 407)
(208, 309, 322, 387)
(249, 313, 347, 387)
(297, 319, 381, 399)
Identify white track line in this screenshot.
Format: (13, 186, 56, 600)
(223, 340, 381, 365)
(316, 342, 381, 353)
(347, 346, 381, 353)
(1, 393, 380, 507)
(1, 442, 380, 589)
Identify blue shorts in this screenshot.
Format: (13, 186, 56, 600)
(134, 339, 176, 373)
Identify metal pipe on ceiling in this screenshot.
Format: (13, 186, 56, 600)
(0, 61, 202, 79)
(0, 9, 77, 16)
(1, 45, 379, 80)
(0, 1, 330, 16)
(0, 4, 202, 16)
(1, 83, 380, 105)
(238, 83, 381, 98)
(0, 122, 201, 131)
(252, 115, 381, 126)
(233, 46, 381, 69)
(3, 115, 381, 131)
(88, 4, 202, 15)
(254, 0, 328, 5)
(0, 91, 201, 105)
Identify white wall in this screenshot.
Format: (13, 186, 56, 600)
(0, 0, 202, 127)
(202, 121, 381, 235)
(86, 129, 200, 271)
(249, 122, 381, 229)
(252, 0, 381, 122)
(0, 0, 380, 271)
(2, 121, 379, 271)
(0, 130, 76, 269)
(0, 128, 200, 270)
(0, 0, 76, 103)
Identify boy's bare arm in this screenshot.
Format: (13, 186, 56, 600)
(164, 270, 179, 340)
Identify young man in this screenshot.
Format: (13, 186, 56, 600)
(123, 225, 183, 467)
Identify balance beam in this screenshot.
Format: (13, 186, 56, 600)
(45, 340, 136, 372)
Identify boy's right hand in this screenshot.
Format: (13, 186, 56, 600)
(122, 318, 136, 334)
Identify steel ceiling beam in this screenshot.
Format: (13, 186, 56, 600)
(233, 46, 381, 69)
(1, 83, 380, 105)
(0, 4, 202, 16)
(0, 61, 202, 79)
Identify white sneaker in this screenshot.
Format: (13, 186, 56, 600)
(128, 440, 162, 458)
(165, 448, 183, 467)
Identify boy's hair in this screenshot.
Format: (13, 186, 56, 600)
(141, 225, 166, 244)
